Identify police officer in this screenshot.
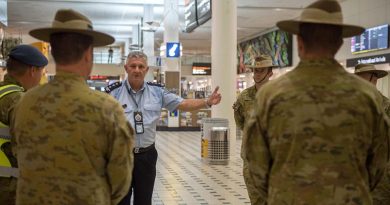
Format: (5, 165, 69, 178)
(107, 51, 222, 205)
(354, 63, 390, 205)
(0, 44, 48, 205)
(12, 9, 134, 205)
(242, 0, 389, 204)
(233, 55, 275, 130)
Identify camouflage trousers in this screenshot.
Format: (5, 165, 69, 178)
(0, 177, 17, 205)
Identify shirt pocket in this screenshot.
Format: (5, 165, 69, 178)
(243, 99, 255, 119)
(143, 103, 162, 125)
(123, 107, 134, 125)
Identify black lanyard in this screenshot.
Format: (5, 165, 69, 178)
(125, 82, 144, 110)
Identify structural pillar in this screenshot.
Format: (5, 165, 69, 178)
(144, 5, 155, 82)
(163, 0, 180, 127)
(211, 0, 237, 156)
(131, 25, 140, 50)
(163, 0, 180, 72)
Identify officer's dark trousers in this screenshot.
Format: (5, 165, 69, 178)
(119, 146, 158, 205)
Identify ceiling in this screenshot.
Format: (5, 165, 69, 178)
(3, 0, 321, 56)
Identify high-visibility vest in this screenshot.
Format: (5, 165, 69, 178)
(0, 84, 24, 178)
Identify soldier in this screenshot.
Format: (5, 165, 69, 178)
(233, 55, 275, 203)
(354, 63, 390, 205)
(0, 44, 48, 205)
(242, 0, 390, 205)
(11, 9, 134, 205)
(354, 63, 390, 116)
(233, 55, 275, 130)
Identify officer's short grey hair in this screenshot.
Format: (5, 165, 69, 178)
(127, 51, 148, 62)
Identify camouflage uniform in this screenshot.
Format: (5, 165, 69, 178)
(233, 85, 261, 202)
(372, 94, 390, 205)
(0, 75, 23, 205)
(242, 59, 390, 205)
(11, 71, 134, 205)
(233, 85, 257, 130)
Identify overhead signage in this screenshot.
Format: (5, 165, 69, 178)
(166, 42, 181, 58)
(192, 62, 211, 75)
(346, 53, 390, 67)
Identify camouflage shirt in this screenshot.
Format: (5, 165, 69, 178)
(0, 74, 24, 205)
(11, 70, 134, 205)
(242, 59, 390, 205)
(372, 94, 390, 205)
(233, 85, 257, 130)
(381, 94, 390, 117)
(0, 74, 24, 126)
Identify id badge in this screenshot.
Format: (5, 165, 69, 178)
(134, 111, 144, 134)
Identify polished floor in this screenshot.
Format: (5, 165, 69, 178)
(152, 131, 250, 205)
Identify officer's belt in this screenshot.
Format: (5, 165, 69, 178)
(133, 143, 155, 154)
(0, 127, 11, 140)
(0, 166, 19, 178)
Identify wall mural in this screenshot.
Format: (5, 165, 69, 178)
(238, 30, 292, 74)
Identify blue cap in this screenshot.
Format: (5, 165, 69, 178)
(8, 44, 48, 67)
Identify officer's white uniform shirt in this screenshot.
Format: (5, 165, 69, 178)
(110, 79, 183, 148)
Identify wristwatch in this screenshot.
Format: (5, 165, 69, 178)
(204, 99, 212, 108)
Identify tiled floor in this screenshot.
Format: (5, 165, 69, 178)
(152, 131, 250, 205)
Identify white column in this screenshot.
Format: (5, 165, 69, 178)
(163, 0, 181, 127)
(124, 38, 130, 57)
(211, 0, 237, 157)
(163, 0, 180, 72)
(132, 25, 140, 48)
(144, 5, 155, 82)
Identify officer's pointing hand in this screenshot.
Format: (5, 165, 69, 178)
(207, 86, 222, 106)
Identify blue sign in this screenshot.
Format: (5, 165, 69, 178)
(166, 42, 180, 58)
(169, 110, 178, 117)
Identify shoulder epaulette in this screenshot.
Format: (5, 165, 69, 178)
(105, 82, 122, 93)
(147, 82, 165, 87)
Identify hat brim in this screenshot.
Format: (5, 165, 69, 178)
(276, 20, 365, 38)
(356, 70, 388, 78)
(247, 65, 278, 69)
(29, 28, 115, 47)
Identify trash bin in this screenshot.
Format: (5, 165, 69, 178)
(209, 127, 229, 164)
(201, 118, 229, 165)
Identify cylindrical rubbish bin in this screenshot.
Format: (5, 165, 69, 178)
(209, 127, 229, 164)
(201, 118, 229, 165)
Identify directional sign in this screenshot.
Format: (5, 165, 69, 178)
(166, 42, 181, 58)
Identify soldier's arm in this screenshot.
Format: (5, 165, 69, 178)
(233, 100, 245, 130)
(367, 111, 390, 191)
(242, 108, 270, 204)
(5, 93, 23, 158)
(0, 92, 22, 126)
(106, 103, 134, 205)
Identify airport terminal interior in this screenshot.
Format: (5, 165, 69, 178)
(1, 0, 390, 204)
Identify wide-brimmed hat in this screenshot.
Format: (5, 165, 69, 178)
(276, 0, 364, 38)
(354, 63, 388, 78)
(29, 9, 114, 47)
(247, 55, 277, 69)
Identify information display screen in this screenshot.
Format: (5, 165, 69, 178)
(351, 24, 389, 54)
(192, 63, 211, 75)
(184, 0, 198, 33)
(197, 0, 211, 26)
(0, 0, 7, 26)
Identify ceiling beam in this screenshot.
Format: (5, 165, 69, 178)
(237, 6, 304, 11)
(9, 0, 305, 10)
(8, 0, 184, 7)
